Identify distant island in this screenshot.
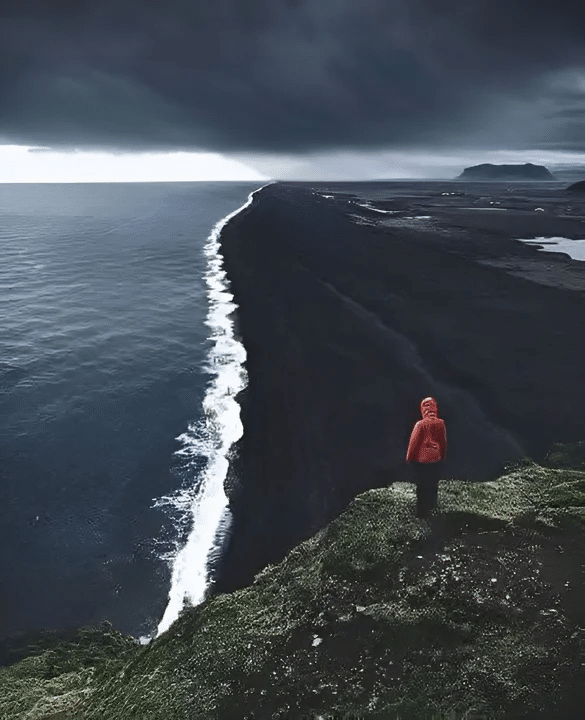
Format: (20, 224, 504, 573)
(567, 180, 585, 193)
(457, 162, 554, 181)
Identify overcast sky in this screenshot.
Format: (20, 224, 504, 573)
(2, 0, 585, 179)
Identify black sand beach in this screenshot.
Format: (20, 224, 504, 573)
(214, 180, 585, 595)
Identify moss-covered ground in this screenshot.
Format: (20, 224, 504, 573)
(2, 444, 584, 719)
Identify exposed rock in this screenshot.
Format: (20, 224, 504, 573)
(457, 163, 554, 181)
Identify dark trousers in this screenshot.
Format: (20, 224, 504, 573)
(412, 461, 441, 517)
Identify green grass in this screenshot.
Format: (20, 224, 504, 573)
(2, 444, 584, 719)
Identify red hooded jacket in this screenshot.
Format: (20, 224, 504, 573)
(406, 397, 447, 464)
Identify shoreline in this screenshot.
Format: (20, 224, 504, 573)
(213, 180, 585, 595)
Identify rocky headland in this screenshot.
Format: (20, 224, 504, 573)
(457, 163, 554, 181)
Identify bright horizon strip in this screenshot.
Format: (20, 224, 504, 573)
(0, 145, 268, 182)
(3, 143, 585, 183)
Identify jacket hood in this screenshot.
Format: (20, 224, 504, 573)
(420, 396, 439, 417)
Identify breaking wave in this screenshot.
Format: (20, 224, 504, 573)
(153, 185, 270, 637)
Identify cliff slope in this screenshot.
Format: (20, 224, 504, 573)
(1, 445, 584, 719)
(567, 180, 585, 193)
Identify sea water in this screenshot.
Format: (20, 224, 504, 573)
(517, 236, 585, 261)
(0, 181, 261, 640)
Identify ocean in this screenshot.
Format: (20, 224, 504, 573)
(0, 181, 263, 642)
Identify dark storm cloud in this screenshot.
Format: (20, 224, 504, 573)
(1, 0, 585, 153)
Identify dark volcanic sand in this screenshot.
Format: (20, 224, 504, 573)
(213, 180, 585, 595)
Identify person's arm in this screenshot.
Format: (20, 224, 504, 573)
(440, 420, 447, 460)
(406, 421, 422, 462)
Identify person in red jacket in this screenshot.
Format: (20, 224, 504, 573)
(406, 396, 447, 517)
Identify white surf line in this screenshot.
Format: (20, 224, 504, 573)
(355, 202, 398, 214)
(153, 184, 272, 638)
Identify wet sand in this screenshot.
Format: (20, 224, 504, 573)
(214, 180, 585, 594)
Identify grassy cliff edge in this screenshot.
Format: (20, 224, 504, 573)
(2, 444, 584, 719)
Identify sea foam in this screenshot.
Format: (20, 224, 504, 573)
(153, 185, 269, 637)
